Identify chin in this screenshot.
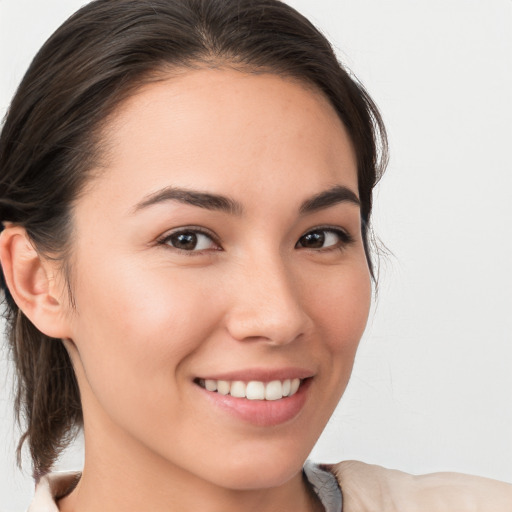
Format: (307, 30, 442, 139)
(188, 440, 313, 491)
(207, 459, 304, 491)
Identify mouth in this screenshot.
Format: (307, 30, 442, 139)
(194, 377, 304, 401)
(194, 377, 313, 427)
(193, 369, 314, 426)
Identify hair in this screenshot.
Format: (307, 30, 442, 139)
(0, 0, 387, 480)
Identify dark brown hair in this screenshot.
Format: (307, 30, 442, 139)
(0, 0, 387, 479)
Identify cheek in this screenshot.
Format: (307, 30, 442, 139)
(68, 259, 221, 399)
(309, 262, 371, 352)
(304, 259, 371, 407)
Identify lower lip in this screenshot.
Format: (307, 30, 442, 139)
(196, 379, 312, 427)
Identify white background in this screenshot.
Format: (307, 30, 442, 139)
(1, 0, 511, 510)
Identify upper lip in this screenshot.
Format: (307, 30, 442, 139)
(196, 367, 315, 382)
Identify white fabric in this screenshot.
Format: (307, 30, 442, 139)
(27, 471, 77, 512)
(332, 460, 512, 512)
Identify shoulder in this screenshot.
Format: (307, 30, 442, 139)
(328, 460, 512, 512)
(26, 463, 512, 512)
(27, 472, 80, 512)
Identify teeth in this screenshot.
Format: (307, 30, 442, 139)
(265, 380, 283, 400)
(217, 380, 231, 395)
(290, 378, 300, 395)
(205, 379, 217, 392)
(198, 377, 303, 400)
(246, 381, 265, 400)
(230, 381, 246, 398)
(282, 379, 291, 397)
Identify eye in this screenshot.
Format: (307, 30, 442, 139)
(159, 229, 219, 252)
(296, 228, 353, 250)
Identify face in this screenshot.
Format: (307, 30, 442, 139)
(61, 69, 371, 490)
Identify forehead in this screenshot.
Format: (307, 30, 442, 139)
(84, 68, 358, 213)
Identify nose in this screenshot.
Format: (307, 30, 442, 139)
(224, 254, 310, 345)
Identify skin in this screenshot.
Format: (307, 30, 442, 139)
(1, 69, 371, 511)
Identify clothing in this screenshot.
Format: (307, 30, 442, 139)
(27, 462, 342, 512)
(332, 460, 512, 512)
(26, 460, 512, 512)
(303, 461, 343, 512)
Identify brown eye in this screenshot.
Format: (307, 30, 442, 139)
(298, 231, 326, 248)
(163, 230, 217, 251)
(296, 228, 352, 250)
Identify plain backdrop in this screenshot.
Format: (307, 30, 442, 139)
(1, 0, 511, 510)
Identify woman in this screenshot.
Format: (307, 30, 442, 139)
(0, 1, 510, 510)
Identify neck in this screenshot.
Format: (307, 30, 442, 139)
(58, 419, 323, 512)
(59, 467, 321, 512)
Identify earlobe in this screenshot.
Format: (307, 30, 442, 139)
(0, 225, 72, 339)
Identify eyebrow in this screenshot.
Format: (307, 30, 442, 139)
(299, 185, 360, 214)
(132, 186, 243, 215)
(132, 184, 360, 215)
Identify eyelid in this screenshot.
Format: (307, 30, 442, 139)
(155, 224, 354, 254)
(156, 226, 222, 252)
(296, 225, 355, 250)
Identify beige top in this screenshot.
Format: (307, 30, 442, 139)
(27, 460, 512, 512)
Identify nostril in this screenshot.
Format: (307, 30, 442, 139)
(225, 307, 309, 345)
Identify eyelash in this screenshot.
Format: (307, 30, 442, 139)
(157, 227, 221, 255)
(295, 226, 355, 252)
(157, 226, 355, 254)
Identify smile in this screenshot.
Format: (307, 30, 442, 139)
(196, 378, 302, 400)
(193, 369, 313, 426)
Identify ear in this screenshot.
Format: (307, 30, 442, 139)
(0, 225, 72, 339)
